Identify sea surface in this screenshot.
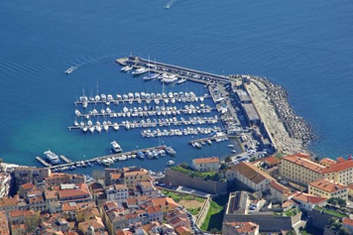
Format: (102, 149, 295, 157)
(0, 0, 352, 171)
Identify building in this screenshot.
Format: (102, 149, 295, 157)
(0, 172, 10, 199)
(269, 180, 291, 203)
(123, 169, 150, 188)
(308, 178, 347, 200)
(319, 158, 336, 167)
(106, 184, 129, 204)
(292, 192, 327, 210)
(322, 158, 353, 186)
(0, 210, 9, 235)
(279, 153, 325, 185)
(58, 184, 91, 202)
(223, 222, 259, 235)
(192, 157, 220, 172)
(226, 162, 270, 192)
(343, 217, 353, 234)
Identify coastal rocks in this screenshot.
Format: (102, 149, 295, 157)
(229, 74, 314, 154)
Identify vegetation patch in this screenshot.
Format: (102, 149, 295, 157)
(171, 164, 220, 181)
(200, 194, 229, 232)
(162, 189, 205, 216)
(315, 206, 347, 218)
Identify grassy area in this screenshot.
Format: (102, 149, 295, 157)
(283, 208, 300, 217)
(188, 207, 201, 216)
(201, 201, 223, 231)
(200, 194, 229, 232)
(161, 189, 205, 203)
(315, 206, 347, 218)
(171, 165, 219, 180)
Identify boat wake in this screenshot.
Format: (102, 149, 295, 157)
(65, 54, 116, 75)
(165, 0, 177, 9)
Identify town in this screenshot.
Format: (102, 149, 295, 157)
(1, 151, 353, 234)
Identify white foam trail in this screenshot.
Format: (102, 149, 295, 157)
(165, 0, 177, 9)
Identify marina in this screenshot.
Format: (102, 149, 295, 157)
(47, 145, 175, 172)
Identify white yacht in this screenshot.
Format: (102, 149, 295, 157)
(111, 141, 122, 153)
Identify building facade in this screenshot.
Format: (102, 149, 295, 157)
(279, 154, 325, 186)
(309, 178, 348, 200)
(192, 157, 220, 172)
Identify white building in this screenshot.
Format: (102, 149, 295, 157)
(226, 162, 270, 192)
(106, 184, 129, 204)
(192, 157, 220, 172)
(0, 172, 11, 198)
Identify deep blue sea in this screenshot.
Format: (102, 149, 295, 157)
(0, 0, 352, 171)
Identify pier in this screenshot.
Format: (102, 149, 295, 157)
(59, 155, 72, 163)
(35, 156, 51, 167)
(49, 145, 169, 172)
(117, 56, 230, 85)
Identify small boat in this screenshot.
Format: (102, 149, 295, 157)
(111, 141, 122, 153)
(177, 78, 187, 84)
(165, 147, 176, 156)
(137, 151, 145, 159)
(65, 66, 77, 75)
(167, 160, 175, 166)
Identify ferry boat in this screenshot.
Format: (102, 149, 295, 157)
(111, 141, 122, 153)
(43, 150, 61, 165)
(65, 66, 77, 75)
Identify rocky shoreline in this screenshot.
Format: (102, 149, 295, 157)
(229, 74, 314, 154)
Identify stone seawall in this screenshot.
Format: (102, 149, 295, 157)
(163, 169, 227, 195)
(229, 74, 314, 154)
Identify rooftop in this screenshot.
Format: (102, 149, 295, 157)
(224, 221, 259, 234)
(322, 158, 353, 173)
(293, 192, 327, 205)
(230, 162, 269, 184)
(310, 178, 346, 193)
(193, 157, 219, 165)
(282, 154, 325, 173)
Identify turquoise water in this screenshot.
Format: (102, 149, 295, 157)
(0, 0, 352, 170)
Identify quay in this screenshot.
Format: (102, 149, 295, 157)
(35, 156, 51, 167)
(49, 145, 169, 171)
(117, 56, 230, 85)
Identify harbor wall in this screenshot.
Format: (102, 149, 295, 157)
(163, 169, 227, 195)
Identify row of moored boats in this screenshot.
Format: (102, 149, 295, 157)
(75, 104, 213, 119)
(77, 91, 207, 108)
(73, 115, 219, 133)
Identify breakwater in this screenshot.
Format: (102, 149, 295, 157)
(230, 74, 314, 153)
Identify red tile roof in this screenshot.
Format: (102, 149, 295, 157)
(322, 159, 353, 173)
(310, 178, 346, 193)
(225, 222, 259, 233)
(263, 156, 280, 166)
(282, 154, 325, 173)
(20, 182, 34, 190)
(319, 158, 336, 167)
(293, 192, 327, 205)
(231, 162, 269, 184)
(270, 180, 291, 195)
(343, 217, 353, 227)
(193, 157, 219, 165)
